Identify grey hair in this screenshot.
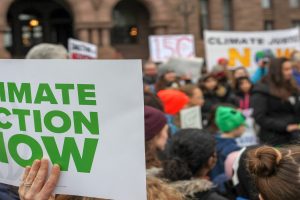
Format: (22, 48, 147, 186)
(26, 43, 68, 59)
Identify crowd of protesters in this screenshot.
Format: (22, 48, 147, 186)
(1, 44, 300, 200)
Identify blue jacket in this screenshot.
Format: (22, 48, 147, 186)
(251, 67, 267, 84)
(210, 135, 241, 179)
(293, 69, 300, 86)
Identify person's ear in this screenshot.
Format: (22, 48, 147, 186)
(207, 153, 217, 170)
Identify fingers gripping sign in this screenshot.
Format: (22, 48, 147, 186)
(19, 159, 61, 200)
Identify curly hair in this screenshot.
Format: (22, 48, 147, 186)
(162, 129, 215, 181)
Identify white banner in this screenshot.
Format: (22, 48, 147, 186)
(0, 60, 146, 200)
(149, 34, 196, 63)
(204, 28, 300, 73)
(68, 38, 98, 59)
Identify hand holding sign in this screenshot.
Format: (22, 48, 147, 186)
(19, 159, 60, 200)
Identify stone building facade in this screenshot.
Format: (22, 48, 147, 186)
(0, 0, 299, 59)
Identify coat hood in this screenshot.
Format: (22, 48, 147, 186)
(169, 179, 214, 197)
(147, 167, 215, 197)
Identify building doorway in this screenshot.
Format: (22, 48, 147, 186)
(6, 0, 73, 58)
(111, 0, 151, 59)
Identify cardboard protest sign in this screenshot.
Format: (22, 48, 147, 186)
(149, 34, 196, 62)
(204, 28, 300, 74)
(159, 57, 203, 83)
(180, 106, 202, 129)
(236, 109, 258, 147)
(0, 60, 146, 200)
(68, 38, 98, 59)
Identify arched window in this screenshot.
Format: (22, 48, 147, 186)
(290, 0, 300, 8)
(199, 0, 209, 37)
(7, 0, 73, 57)
(111, 0, 150, 45)
(223, 0, 233, 30)
(261, 0, 272, 9)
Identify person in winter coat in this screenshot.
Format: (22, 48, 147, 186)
(211, 106, 246, 177)
(230, 66, 249, 89)
(291, 51, 300, 86)
(233, 77, 253, 110)
(155, 70, 180, 93)
(180, 84, 205, 108)
(251, 49, 274, 84)
(199, 74, 235, 126)
(161, 129, 228, 200)
(144, 106, 169, 169)
(251, 58, 300, 146)
(157, 89, 189, 135)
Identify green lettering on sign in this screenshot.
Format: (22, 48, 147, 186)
(42, 136, 98, 173)
(78, 84, 96, 105)
(34, 83, 58, 104)
(0, 132, 8, 163)
(8, 134, 43, 167)
(8, 83, 32, 103)
(0, 107, 12, 129)
(44, 110, 71, 133)
(12, 109, 30, 131)
(55, 84, 75, 105)
(73, 111, 99, 134)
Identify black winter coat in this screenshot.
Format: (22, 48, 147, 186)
(251, 83, 300, 145)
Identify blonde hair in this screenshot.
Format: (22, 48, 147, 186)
(147, 177, 183, 200)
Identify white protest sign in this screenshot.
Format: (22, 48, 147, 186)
(0, 60, 146, 200)
(204, 28, 300, 74)
(149, 34, 196, 62)
(236, 109, 258, 147)
(180, 106, 202, 129)
(68, 38, 98, 59)
(159, 57, 203, 83)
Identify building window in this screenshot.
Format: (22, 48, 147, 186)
(290, 0, 300, 8)
(264, 20, 274, 30)
(111, 0, 149, 45)
(292, 20, 300, 27)
(261, 0, 272, 9)
(223, 0, 232, 30)
(19, 13, 43, 48)
(199, 0, 209, 37)
(4, 28, 12, 49)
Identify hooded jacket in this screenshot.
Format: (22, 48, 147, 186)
(147, 168, 228, 200)
(251, 82, 300, 145)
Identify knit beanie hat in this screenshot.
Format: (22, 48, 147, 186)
(215, 106, 246, 133)
(144, 106, 167, 141)
(157, 89, 189, 115)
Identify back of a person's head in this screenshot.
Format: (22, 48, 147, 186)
(163, 129, 215, 181)
(247, 145, 300, 200)
(215, 106, 246, 133)
(179, 84, 198, 98)
(147, 177, 183, 200)
(144, 91, 164, 111)
(157, 89, 189, 115)
(26, 43, 68, 59)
